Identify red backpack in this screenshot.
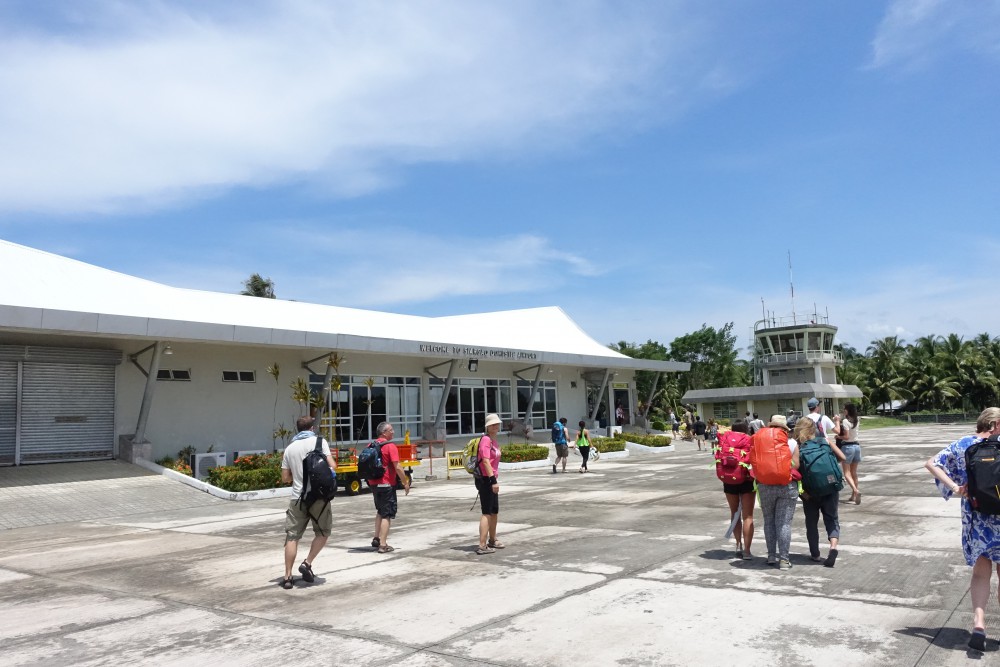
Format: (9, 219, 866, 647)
(714, 431, 752, 484)
(749, 427, 793, 485)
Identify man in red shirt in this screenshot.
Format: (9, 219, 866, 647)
(368, 422, 410, 553)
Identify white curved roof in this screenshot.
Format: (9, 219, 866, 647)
(0, 240, 687, 372)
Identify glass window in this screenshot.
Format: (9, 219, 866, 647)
(313, 373, 422, 444)
(517, 380, 558, 430)
(713, 402, 738, 419)
(776, 399, 797, 415)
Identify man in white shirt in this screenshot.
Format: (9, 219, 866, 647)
(279, 415, 336, 589)
(806, 398, 836, 443)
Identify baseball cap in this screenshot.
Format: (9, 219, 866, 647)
(806, 397, 820, 409)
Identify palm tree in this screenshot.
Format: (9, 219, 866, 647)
(241, 273, 276, 298)
(865, 336, 910, 412)
(266, 362, 281, 451)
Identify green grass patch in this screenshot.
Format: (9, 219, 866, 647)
(858, 416, 912, 430)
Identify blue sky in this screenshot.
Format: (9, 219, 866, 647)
(2, 1, 999, 356)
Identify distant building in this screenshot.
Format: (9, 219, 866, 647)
(682, 313, 862, 423)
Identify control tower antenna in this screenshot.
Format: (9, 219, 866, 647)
(788, 250, 797, 325)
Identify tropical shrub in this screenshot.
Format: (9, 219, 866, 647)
(207, 466, 284, 492)
(620, 434, 673, 447)
(590, 437, 626, 453)
(500, 444, 549, 463)
(155, 454, 193, 476)
(651, 419, 668, 431)
(231, 452, 282, 470)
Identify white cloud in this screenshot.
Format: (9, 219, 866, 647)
(565, 240, 1000, 355)
(870, 0, 1000, 70)
(139, 224, 602, 307)
(0, 0, 728, 214)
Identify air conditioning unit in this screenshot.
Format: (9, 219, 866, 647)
(190, 452, 227, 480)
(233, 449, 267, 461)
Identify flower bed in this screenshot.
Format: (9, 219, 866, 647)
(206, 451, 285, 492)
(589, 437, 626, 453)
(617, 434, 673, 447)
(153, 456, 193, 476)
(500, 443, 549, 463)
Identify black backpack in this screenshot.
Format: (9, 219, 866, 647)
(358, 440, 386, 480)
(299, 437, 337, 519)
(966, 435, 1000, 515)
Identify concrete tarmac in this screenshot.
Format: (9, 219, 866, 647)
(1, 423, 997, 666)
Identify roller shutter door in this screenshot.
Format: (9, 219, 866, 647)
(19, 361, 116, 463)
(0, 361, 15, 465)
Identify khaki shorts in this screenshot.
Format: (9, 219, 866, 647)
(285, 498, 333, 543)
(555, 444, 569, 458)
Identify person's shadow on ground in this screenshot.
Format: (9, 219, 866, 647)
(896, 626, 995, 656)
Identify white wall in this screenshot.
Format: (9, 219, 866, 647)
(116, 342, 603, 461)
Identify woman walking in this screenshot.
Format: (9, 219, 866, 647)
(796, 417, 846, 567)
(750, 415, 800, 570)
(717, 420, 755, 560)
(576, 420, 593, 473)
(475, 413, 504, 555)
(836, 402, 862, 504)
(925, 407, 1000, 651)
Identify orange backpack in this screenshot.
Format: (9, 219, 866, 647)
(749, 427, 792, 485)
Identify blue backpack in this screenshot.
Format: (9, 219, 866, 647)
(357, 440, 386, 480)
(551, 421, 564, 444)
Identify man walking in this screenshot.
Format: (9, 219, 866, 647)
(749, 413, 765, 435)
(367, 422, 411, 553)
(552, 417, 570, 473)
(693, 414, 707, 451)
(668, 408, 680, 437)
(806, 398, 836, 442)
(280, 415, 336, 589)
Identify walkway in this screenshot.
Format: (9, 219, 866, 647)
(0, 424, 995, 665)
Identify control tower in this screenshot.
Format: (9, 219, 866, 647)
(682, 310, 862, 423)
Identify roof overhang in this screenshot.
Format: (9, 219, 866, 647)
(682, 383, 863, 402)
(0, 239, 691, 374)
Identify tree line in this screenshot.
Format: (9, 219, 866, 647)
(839, 334, 1000, 414)
(613, 327, 1000, 417)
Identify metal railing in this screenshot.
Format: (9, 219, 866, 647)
(755, 314, 831, 330)
(757, 350, 843, 365)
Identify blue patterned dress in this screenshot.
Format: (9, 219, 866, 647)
(931, 435, 1000, 565)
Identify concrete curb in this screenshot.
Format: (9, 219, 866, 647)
(134, 458, 294, 502)
(597, 449, 629, 460)
(623, 441, 675, 454)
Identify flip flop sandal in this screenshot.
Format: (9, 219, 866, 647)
(371, 537, 381, 549)
(488, 540, 505, 549)
(281, 577, 294, 590)
(475, 546, 495, 555)
(378, 545, 395, 553)
(970, 628, 986, 651)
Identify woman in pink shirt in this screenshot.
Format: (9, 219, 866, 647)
(476, 413, 503, 554)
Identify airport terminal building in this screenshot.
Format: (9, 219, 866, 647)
(0, 240, 687, 466)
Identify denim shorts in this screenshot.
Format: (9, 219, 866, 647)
(840, 443, 861, 464)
